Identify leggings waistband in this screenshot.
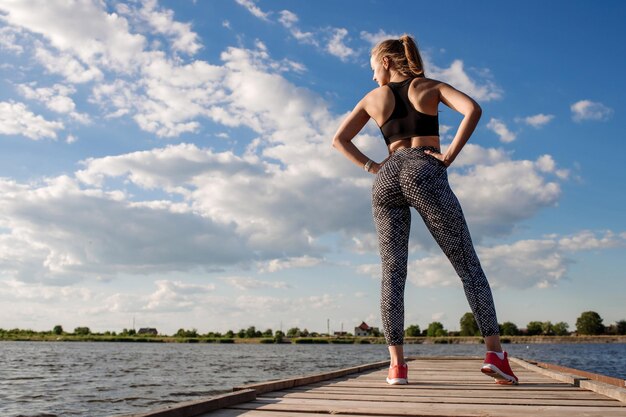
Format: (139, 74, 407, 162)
(388, 146, 440, 162)
(391, 146, 440, 155)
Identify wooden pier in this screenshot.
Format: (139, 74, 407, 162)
(123, 356, 626, 417)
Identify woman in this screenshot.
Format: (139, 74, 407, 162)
(332, 35, 518, 386)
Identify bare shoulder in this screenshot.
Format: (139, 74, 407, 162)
(361, 85, 392, 111)
(361, 85, 393, 125)
(431, 79, 480, 113)
(363, 85, 391, 103)
(410, 77, 444, 90)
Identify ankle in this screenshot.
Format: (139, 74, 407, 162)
(487, 351, 506, 360)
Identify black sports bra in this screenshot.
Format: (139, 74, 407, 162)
(379, 78, 439, 145)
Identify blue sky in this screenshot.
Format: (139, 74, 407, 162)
(0, 0, 624, 335)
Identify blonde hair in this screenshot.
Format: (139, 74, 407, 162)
(371, 34, 426, 78)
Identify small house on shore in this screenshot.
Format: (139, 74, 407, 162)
(354, 321, 378, 337)
(137, 328, 158, 335)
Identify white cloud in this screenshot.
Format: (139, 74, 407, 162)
(116, 0, 201, 55)
(278, 9, 297, 26)
(89, 79, 136, 119)
(479, 239, 568, 289)
(360, 30, 402, 47)
(221, 276, 288, 290)
(0, 175, 250, 283)
(429, 59, 502, 102)
(449, 143, 510, 167)
(278, 10, 317, 45)
(306, 293, 337, 309)
(0, 100, 64, 140)
(16, 82, 91, 123)
(431, 312, 447, 321)
(235, 295, 292, 313)
(327, 28, 356, 61)
(486, 118, 516, 143)
(0, 25, 24, 53)
(535, 154, 556, 173)
(144, 279, 215, 311)
(34, 44, 104, 83)
(2, 2, 227, 137)
(74, 140, 366, 255)
(235, 0, 270, 21)
(96, 54, 225, 137)
(0, 279, 92, 302)
(557, 230, 624, 251)
(1, 39, 565, 297)
(0, 8, 570, 291)
(534, 154, 569, 180)
(358, 231, 625, 290)
(519, 113, 554, 128)
(407, 256, 458, 288)
(258, 256, 323, 273)
(2, 1, 501, 141)
(571, 100, 613, 122)
(0, 1, 146, 73)
(450, 156, 561, 237)
(351, 233, 380, 255)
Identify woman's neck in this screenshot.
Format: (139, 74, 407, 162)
(389, 73, 410, 83)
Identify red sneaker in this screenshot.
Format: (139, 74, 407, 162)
(386, 363, 408, 385)
(481, 351, 519, 385)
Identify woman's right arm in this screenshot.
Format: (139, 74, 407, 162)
(332, 94, 383, 173)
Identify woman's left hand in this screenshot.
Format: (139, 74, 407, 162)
(369, 162, 382, 174)
(424, 149, 451, 167)
(369, 155, 391, 174)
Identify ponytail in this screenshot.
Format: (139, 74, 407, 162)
(399, 35, 425, 78)
(371, 34, 426, 78)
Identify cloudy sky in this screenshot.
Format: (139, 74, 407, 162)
(0, 0, 624, 335)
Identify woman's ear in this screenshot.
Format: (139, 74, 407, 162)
(382, 56, 389, 70)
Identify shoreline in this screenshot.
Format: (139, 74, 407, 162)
(2, 335, 625, 344)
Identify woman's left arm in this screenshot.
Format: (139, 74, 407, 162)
(332, 97, 382, 173)
(425, 83, 482, 166)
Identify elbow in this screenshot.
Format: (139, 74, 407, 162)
(472, 103, 482, 120)
(331, 135, 342, 150)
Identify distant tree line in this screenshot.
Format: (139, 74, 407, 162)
(2, 311, 625, 339)
(403, 311, 626, 337)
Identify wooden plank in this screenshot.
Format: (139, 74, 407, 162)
(525, 359, 626, 388)
(286, 386, 609, 400)
(405, 356, 484, 360)
(117, 389, 256, 417)
(580, 379, 626, 403)
(356, 375, 552, 383)
(205, 410, 378, 417)
(510, 357, 589, 386)
(229, 397, 626, 416)
(232, 359, 389, 395)
(183, 357, 626, 417)
(258, 391, 622, 407)
(312, 380, 575, 390)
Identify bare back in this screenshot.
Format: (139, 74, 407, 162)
(365, 78, 442, 152)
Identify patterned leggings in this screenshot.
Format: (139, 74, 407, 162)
(372, 147, 500, 346)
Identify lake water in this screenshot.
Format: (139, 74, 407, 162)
(1, 341, 625, 417)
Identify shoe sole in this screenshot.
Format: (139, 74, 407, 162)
(481, 364, 519, 385)
(386, 377, 408, 385)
